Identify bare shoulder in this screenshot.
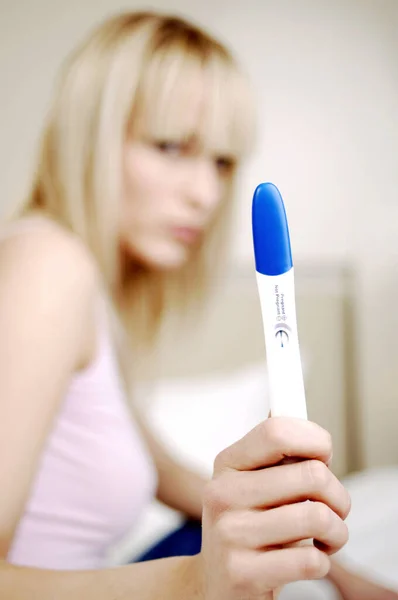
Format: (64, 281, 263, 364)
(0, 215, 98, 288)
(0, 215, 99, 367)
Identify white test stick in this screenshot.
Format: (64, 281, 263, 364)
(252, 183, 307, 419)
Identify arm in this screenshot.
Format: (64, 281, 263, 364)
(0, 226, 97, 552)
(0, 224, 202, 599)
(155, 458, 205, 520)
(133, 412, 205, 520)
(0, 556, 200, 599)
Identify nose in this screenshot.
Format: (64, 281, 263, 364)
(185, 158, 221, 214)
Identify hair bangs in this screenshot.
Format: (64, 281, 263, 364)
(131, 43, 203, 142)
(197, 52, 256, 160)
(131, 41, 255, 161)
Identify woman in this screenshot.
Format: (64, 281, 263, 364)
(0, 10, 389, 599)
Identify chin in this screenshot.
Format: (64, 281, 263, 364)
(142, 247, 190, 272)
(151, 255, 189, 272)
(124, 237, 194, 273)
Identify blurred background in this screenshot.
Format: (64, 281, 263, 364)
(1, 0, 398, 587)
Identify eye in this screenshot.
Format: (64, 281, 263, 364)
(155, 141, 184, 155)
(215, 156, 235, 174)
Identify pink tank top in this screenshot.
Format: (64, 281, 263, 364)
(7, 301, 157, 570)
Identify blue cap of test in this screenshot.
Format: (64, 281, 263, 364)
(252, 182, 293, 276)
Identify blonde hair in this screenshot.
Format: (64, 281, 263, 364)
(13, 11, 255, 372)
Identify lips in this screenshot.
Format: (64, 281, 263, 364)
(170, 226, 202, 245)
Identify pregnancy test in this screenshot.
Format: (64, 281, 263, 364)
(252, 183, 307, 419)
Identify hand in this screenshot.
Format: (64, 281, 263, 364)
(197, 417, 351, 600)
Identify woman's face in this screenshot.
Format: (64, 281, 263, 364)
(120, 135, 234, 271)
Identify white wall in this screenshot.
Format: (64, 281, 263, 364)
(1, 0, 397, 468)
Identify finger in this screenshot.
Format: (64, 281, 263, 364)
(220, 502, 349, 555)
(214, 417, 332, 474)
(227, 546, 330, 594)
(210, 459, 351, 519)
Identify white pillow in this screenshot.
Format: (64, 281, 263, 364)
(145, 362, 270, 476)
